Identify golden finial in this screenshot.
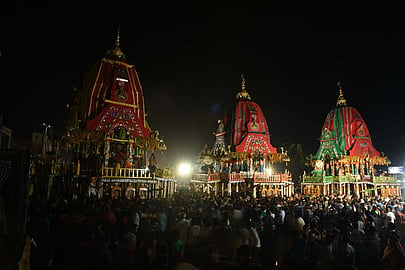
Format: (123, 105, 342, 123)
(336, 81, 347, 106)
(115, 26, 120, 48)
(236, 73, 251, 100)
(112, 26, 123, 58)
(241, 73, 246, 90)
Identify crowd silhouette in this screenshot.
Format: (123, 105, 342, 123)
(28, 187, 405, 269)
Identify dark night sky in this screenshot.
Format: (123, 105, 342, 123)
(1, 4, 405, 166)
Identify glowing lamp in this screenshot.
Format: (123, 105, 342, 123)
(178, 162, 191, 176)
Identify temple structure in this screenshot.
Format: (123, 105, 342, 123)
(191, 75, 294, 198)
(302, 83, 400, 197)
(56, 30, 176, 199)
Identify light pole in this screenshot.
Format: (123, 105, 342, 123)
(42, 123, 51, 154)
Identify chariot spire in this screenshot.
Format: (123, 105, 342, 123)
(112, 26, 124, 58)
(236, 73, 251, 100)
(336, 81, 347, 106)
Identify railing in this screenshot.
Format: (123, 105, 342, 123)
(191, 173, 209, 182)
(102, 167, 152, 178)
(333, 175, 358, 183)
(303, 174, 398, 184)
(254, 173, 291, 183)
(374, 175, 397, 183)
(155, 168, 175, 179)
(303, 175, 359, 183)
(208, 173, 221, 182)
(302, 176, 323, 183)
(191, 171, 291, 183)
(191, 173, 223, 182)
(229, 172, 247, 182)
(191, 172, 225, 182)
(43, 162, 176, 179)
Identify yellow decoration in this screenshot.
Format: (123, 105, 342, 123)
(104, 99, 139, 108)
(102, 58, 134, 68)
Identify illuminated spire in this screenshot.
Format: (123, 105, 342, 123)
(236, 73, 251, 100)
(336, 81, 347, 106)
(241, 73, 246, 90)
(112, 26, 124, 58)
(116, 26, 120, 47)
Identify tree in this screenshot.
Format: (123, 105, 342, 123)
(281, 143, 308, 189)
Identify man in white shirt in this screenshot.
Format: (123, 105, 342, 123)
(276, 205, 285, 225)
(173, 212, 191, 246)
(385, 207, 396, 227)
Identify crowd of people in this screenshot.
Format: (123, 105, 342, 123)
(28, 187, 405, 269)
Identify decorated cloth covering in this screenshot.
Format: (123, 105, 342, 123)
(85, 58, 150, 138)
(314, 105, 381, 160)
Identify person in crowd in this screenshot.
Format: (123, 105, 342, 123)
(306, 217, 321, 262)
(91, 230, 113, 270)
(248, 219, 261, 259)
(27, 185, 405, 270)
(173, 212, 191, 247)
(381, 231, 405, 270)
(121, 223, 137, 269)
(148, 153, 157, 179)
(385, 206, 396, 227)
(336, 233, 357, 269)
(362, 218, 382, 270)
(187, 216, 201, 247)
(103, 204, 117, 234)
(168, 229, 184, 269)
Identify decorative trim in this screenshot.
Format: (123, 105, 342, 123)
(105, 99, 138, 108)
(102, 58, 134, 67)
(106, 137, 134, 143)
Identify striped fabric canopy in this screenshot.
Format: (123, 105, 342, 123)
(219, 76, 278, 155)
(314, 90, 380, 159)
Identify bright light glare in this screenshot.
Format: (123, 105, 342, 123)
(178, 162, 191, 176)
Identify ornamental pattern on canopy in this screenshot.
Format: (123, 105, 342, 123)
(314, 86, 383, 161)
(64, 30, 166, 151)
(213, 74, 279, 158)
